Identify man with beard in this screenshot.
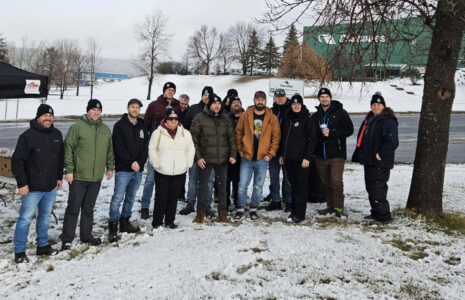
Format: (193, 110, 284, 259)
(140, 82, 181, 220)
(178, 94, 190, 124)
(12, 104, 64, 263)
(226, 96, 244, 208)
(108, 99, 149, 243)
(234, 91, 281, 222)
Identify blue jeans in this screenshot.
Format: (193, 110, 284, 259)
(13, 187, 57, 253)
(141, 161, 155, 209)
(186, 163, 214, 208)
(237, 158, 269, 208)
(269, 156, 292, 204)
(109, 171, 143, 222)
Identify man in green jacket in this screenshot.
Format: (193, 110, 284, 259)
(60, 99, 114, 250)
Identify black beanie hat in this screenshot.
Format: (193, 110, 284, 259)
(371, 91, 386, 107)
(202, 86, 214, 96)
(317, 88, 332, 99)
(163, 82, 176, 93)
(290, 93, 303, 104)
(87, 99, 102, 112)
(207, 93, 222, 108)
(165, 105, 178, 118)
(230, 95, 242, 104)
(227, 88, 238, 98)
(36, 104, 54, 119)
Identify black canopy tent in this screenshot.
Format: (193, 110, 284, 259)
(0, 61, 48, 119)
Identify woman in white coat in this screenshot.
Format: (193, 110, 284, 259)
(149, 107, 195, 228)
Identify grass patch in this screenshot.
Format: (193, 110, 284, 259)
(386, 239, 413, 252)
(46, 265, 54, 272)
(233, 75, 270, 84)
(398, 208, 465, 235)
(237, 263, 255, 274)
(408, 251, 429, 260)
(443, 256, 461, 266)
(67, 245, 89, 260)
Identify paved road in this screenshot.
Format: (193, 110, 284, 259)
(1, 114, 464, 163)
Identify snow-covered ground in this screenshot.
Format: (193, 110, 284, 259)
(2, 70, 465, 120)
(0, 163, 464, 299)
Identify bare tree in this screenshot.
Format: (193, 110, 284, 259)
(261, 0, 465, 215)
(54, 39, 79, 99)
(0, 33, 9, 63)
(73, 46, 88, 96)
(217, 33, 237, 75)
(228, 22, 255, 75)
(134, 10, 170, 100)
(188, 25, 224, 75)
(86, 38, 101, 100)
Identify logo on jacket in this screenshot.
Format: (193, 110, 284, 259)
(294, 122, 299, 127)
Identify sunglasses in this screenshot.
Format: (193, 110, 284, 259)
(274, 90, 285, 96)
(167, 117, 179, 121)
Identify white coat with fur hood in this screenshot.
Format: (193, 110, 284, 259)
(148, 123, 195, 176)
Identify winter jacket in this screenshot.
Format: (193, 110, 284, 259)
(144, 95, 181, 133)
(148, 122, 195, 176)
(279, 106, 317, 162)
(112, 114, 149, 173)
(64, 115, 115, 182)
(182, 100, 207, 130)
(235, 106, 281, 161)
(311, 100, 354, 160)
(11, 119, 64, 192)
(271, 100, 290, 126)
(356, 107, 399, 169)
(190, 105, 237, 164)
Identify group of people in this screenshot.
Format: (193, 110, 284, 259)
(10, 82, 399, 264)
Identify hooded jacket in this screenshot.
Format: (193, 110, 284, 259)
(64, 115, 114, 182)
(190, 105, 236, 164)
(144, 95, 181, 133)
(235, 106, 281, 161)
(12, 119, 64, 192)
(182, 100, 208, 130)
(357, 107, 399, 169)
(112, 114, 149, 172)
(311, 100, 354, 160)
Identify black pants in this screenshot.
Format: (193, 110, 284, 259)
(153, 171, 186, 227)
(198, 163, 228, 211)
(364, 166, 391, 221)
(226, 157, 240, 208)
(60, 180, 101, 242)
(308, 162, 326, 203)
(285, 160, 310, 220)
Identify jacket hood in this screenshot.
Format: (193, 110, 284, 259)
(365, 107, 397, 122)
(120, 113, 144, 126)
(315, 100, 343, 113)
(29, 119, 54, 133)
(272, 100, 290, 109)
(81, 114, 103, 126)
(287, 105, 310, 120)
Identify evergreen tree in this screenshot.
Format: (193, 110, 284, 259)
(283, 24, 299, 54)
(0, 33, 9, 63)
(259, 36, 281, 75)
(246, 29, 261, 75)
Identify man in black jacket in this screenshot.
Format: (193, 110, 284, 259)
(108, 99, 149, 242)
(11, 104, 64, 263)
(312, 88, 354, 217)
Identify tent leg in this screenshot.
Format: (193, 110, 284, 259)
(4, 99, 7, 119)
(15, 98, 19, 119)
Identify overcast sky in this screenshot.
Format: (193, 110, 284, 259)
(0, 0, 310, 61)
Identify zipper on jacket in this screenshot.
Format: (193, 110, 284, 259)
(338, 138, 342, 151)
(93, 124, 98, 180)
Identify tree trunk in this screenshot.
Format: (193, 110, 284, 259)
(147, 76, 153, 100)
(407, 0, 465, 214)
(76, 79, 80, 96)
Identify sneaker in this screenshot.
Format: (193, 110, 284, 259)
(265, 201, 281, 211)
(36, 244, 58, 256)
(363, 214, 374, 220)
(14, 252, 29, 264)
(82, 236, 101, 246)
(284, 203, 292, 213)
(287, 214, 303, 224)
(206, 207, 216, 219)
(318, 207, 335, 216)
(233, 210, 245, 223)
(141, 208, 150, 220)
(61, 242, 72, 251)
(179, 204, 195, 215)
(249, 211, 260, 222)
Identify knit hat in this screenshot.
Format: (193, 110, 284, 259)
(226, 88, 238, 98)
(163, 82, 176, 93)
(87, 99, 102, 112)
(254, 91, 267, 99)
(165, 105, 178, 118)
(274, 89, 286, 97)
(207, 93, 222, 108)
(317, 88, 332, 99)
(290, 94, 303, 104)
(127, 98, 143, 107)
(36, 104, 54, 119)
(370, 91, 386, 107)
(230, 95, 241, 105)
(202, 86, 214, 96)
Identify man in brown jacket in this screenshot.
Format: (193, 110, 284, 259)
(234, 91, 281, 222)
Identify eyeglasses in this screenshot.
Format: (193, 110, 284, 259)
(167, 117, 179, 121)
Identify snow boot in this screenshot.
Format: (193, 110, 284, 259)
(318, 207, 335, 216)
(108, 221, 121, 243)
(265, 201, 282, 211)
(140, 208, 150, 220)
(119, 216, 140, 233)
(14, 252, 29, 264)
(179, 204, 195, 215)
(206, 207, 216, 219)
(36, 244, 58, 256)
(82, 236, 101, 246)
(193, 211, 206, 224)
(218, 210, 231, 223)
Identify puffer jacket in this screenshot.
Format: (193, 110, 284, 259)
(148, 122, 195, 176)
(190, 105, 237, 164)
(64, 115, 114, 182)
(235, 106, 281, 161)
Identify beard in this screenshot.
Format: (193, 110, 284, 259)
(255, 104, 265, 111)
